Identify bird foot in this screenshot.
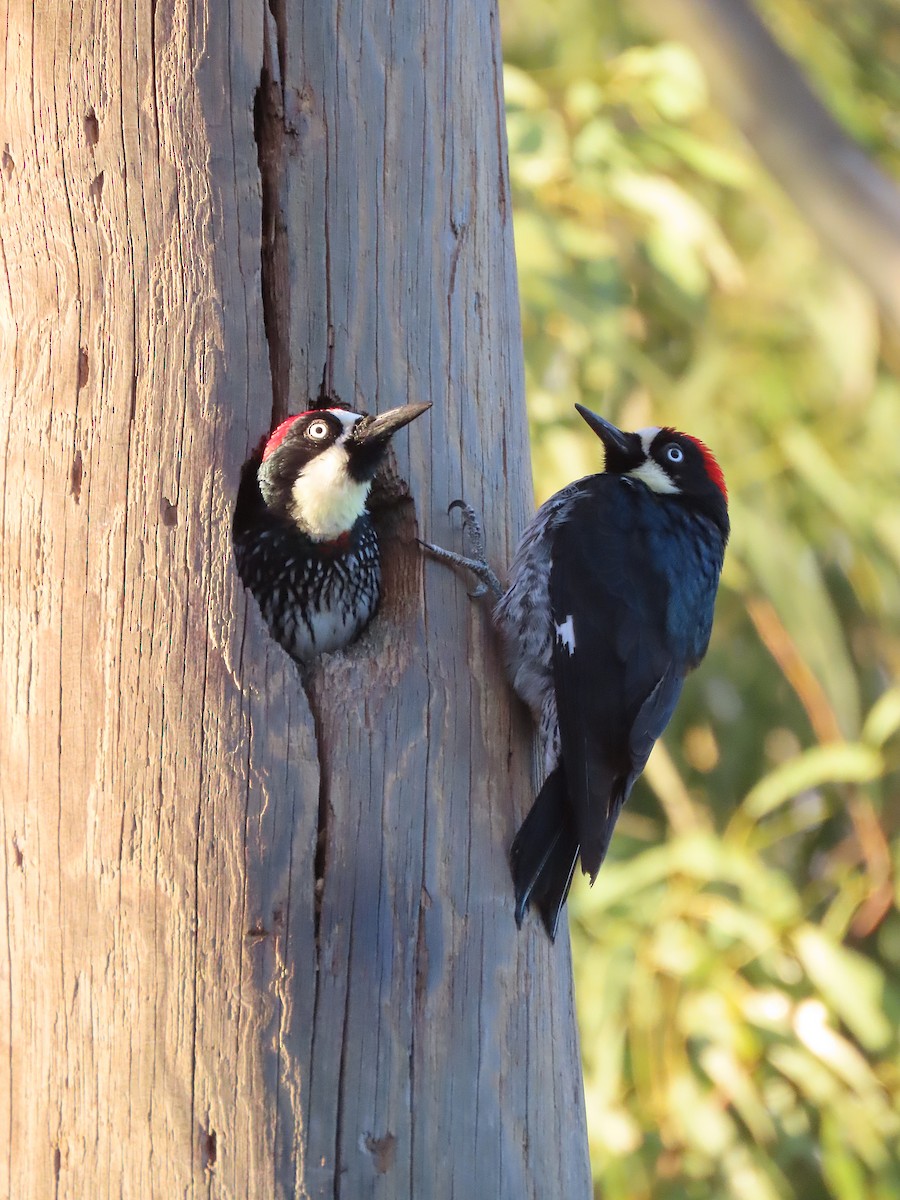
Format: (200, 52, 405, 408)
(420, 500, 504, 599)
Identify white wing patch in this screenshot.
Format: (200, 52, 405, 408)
(555, 614, 576, 654)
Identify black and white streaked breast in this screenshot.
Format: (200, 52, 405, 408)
(235, 519, 381, 663)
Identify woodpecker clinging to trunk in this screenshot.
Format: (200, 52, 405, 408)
(233, 399, 431, 664)
(423, 406, 729, 939)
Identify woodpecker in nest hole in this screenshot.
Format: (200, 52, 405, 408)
(234, 398, 431, 664)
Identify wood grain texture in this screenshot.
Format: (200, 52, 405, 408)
(0, 1, 591, 1197)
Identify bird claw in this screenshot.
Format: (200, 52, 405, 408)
(447, 499, 489, 559)
(419, 499, 504, 600)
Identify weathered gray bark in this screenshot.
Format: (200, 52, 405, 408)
(646, 0, 900, 340)
(0, 2, 591, 1198)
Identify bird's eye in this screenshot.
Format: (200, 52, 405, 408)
(665, 444, 684, 464)
(306, 420, 331, 441)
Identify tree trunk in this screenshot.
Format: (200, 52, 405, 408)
(0, 3, 591, 1198)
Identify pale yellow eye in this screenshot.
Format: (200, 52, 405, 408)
(307, 420, 330, 441)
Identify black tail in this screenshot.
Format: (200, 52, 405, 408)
(510, 767, 580, 941)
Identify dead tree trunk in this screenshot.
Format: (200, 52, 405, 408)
(0, 2, 591, 1198)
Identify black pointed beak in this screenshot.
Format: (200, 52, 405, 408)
(574, 404, 641, 472)
(347, 402, 431, 481)
(575, 405, 631, 455)
(352, 402, 432, 448)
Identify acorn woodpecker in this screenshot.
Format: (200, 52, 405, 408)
(233, 399, 431, 664)
(423, 406, 729, 938)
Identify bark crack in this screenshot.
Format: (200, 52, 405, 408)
(253, 0, 332, 974)
(304, 675, 331, 961)
(332, 889, 354, 1200)
(254, 1, 291, 424)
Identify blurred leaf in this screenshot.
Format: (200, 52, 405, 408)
(862, 688, 900, 748)
(612, 43, 708, 120)
(698, 1045, 777, 1142)
(736, 507, 863, 734)
(651, 128, 755, 187)
(821, 1112, 870, 1200)
(503, 62, 549, 110)
(780, 425, 880, 535)
(767, 1043, 839, 1107)
(667, 1072, 736, 1153)
(792, 930, 893, 1052)
(610, 173, 744, 294)
(739, 743, 884, 822)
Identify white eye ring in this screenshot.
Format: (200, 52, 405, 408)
(665, 444, 684, 464)
(307, 420, 330, 441)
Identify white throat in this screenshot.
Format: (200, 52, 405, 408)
(628, 426, 680, 495)
(289, 444, 370, 540)
(628, 459, 680, 495)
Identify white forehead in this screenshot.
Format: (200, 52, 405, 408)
(637, 427, 661, 455)
(333, 409, 364, 436)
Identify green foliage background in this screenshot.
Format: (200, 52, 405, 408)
(499, 1, 900, 1196)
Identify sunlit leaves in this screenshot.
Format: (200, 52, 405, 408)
(568, 814, 900, 1198)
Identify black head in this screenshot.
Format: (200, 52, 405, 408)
(257, 402, 431, 541)
(575, 405, 729, 539)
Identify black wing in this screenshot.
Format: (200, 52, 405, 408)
(549, 479, 685, 879)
